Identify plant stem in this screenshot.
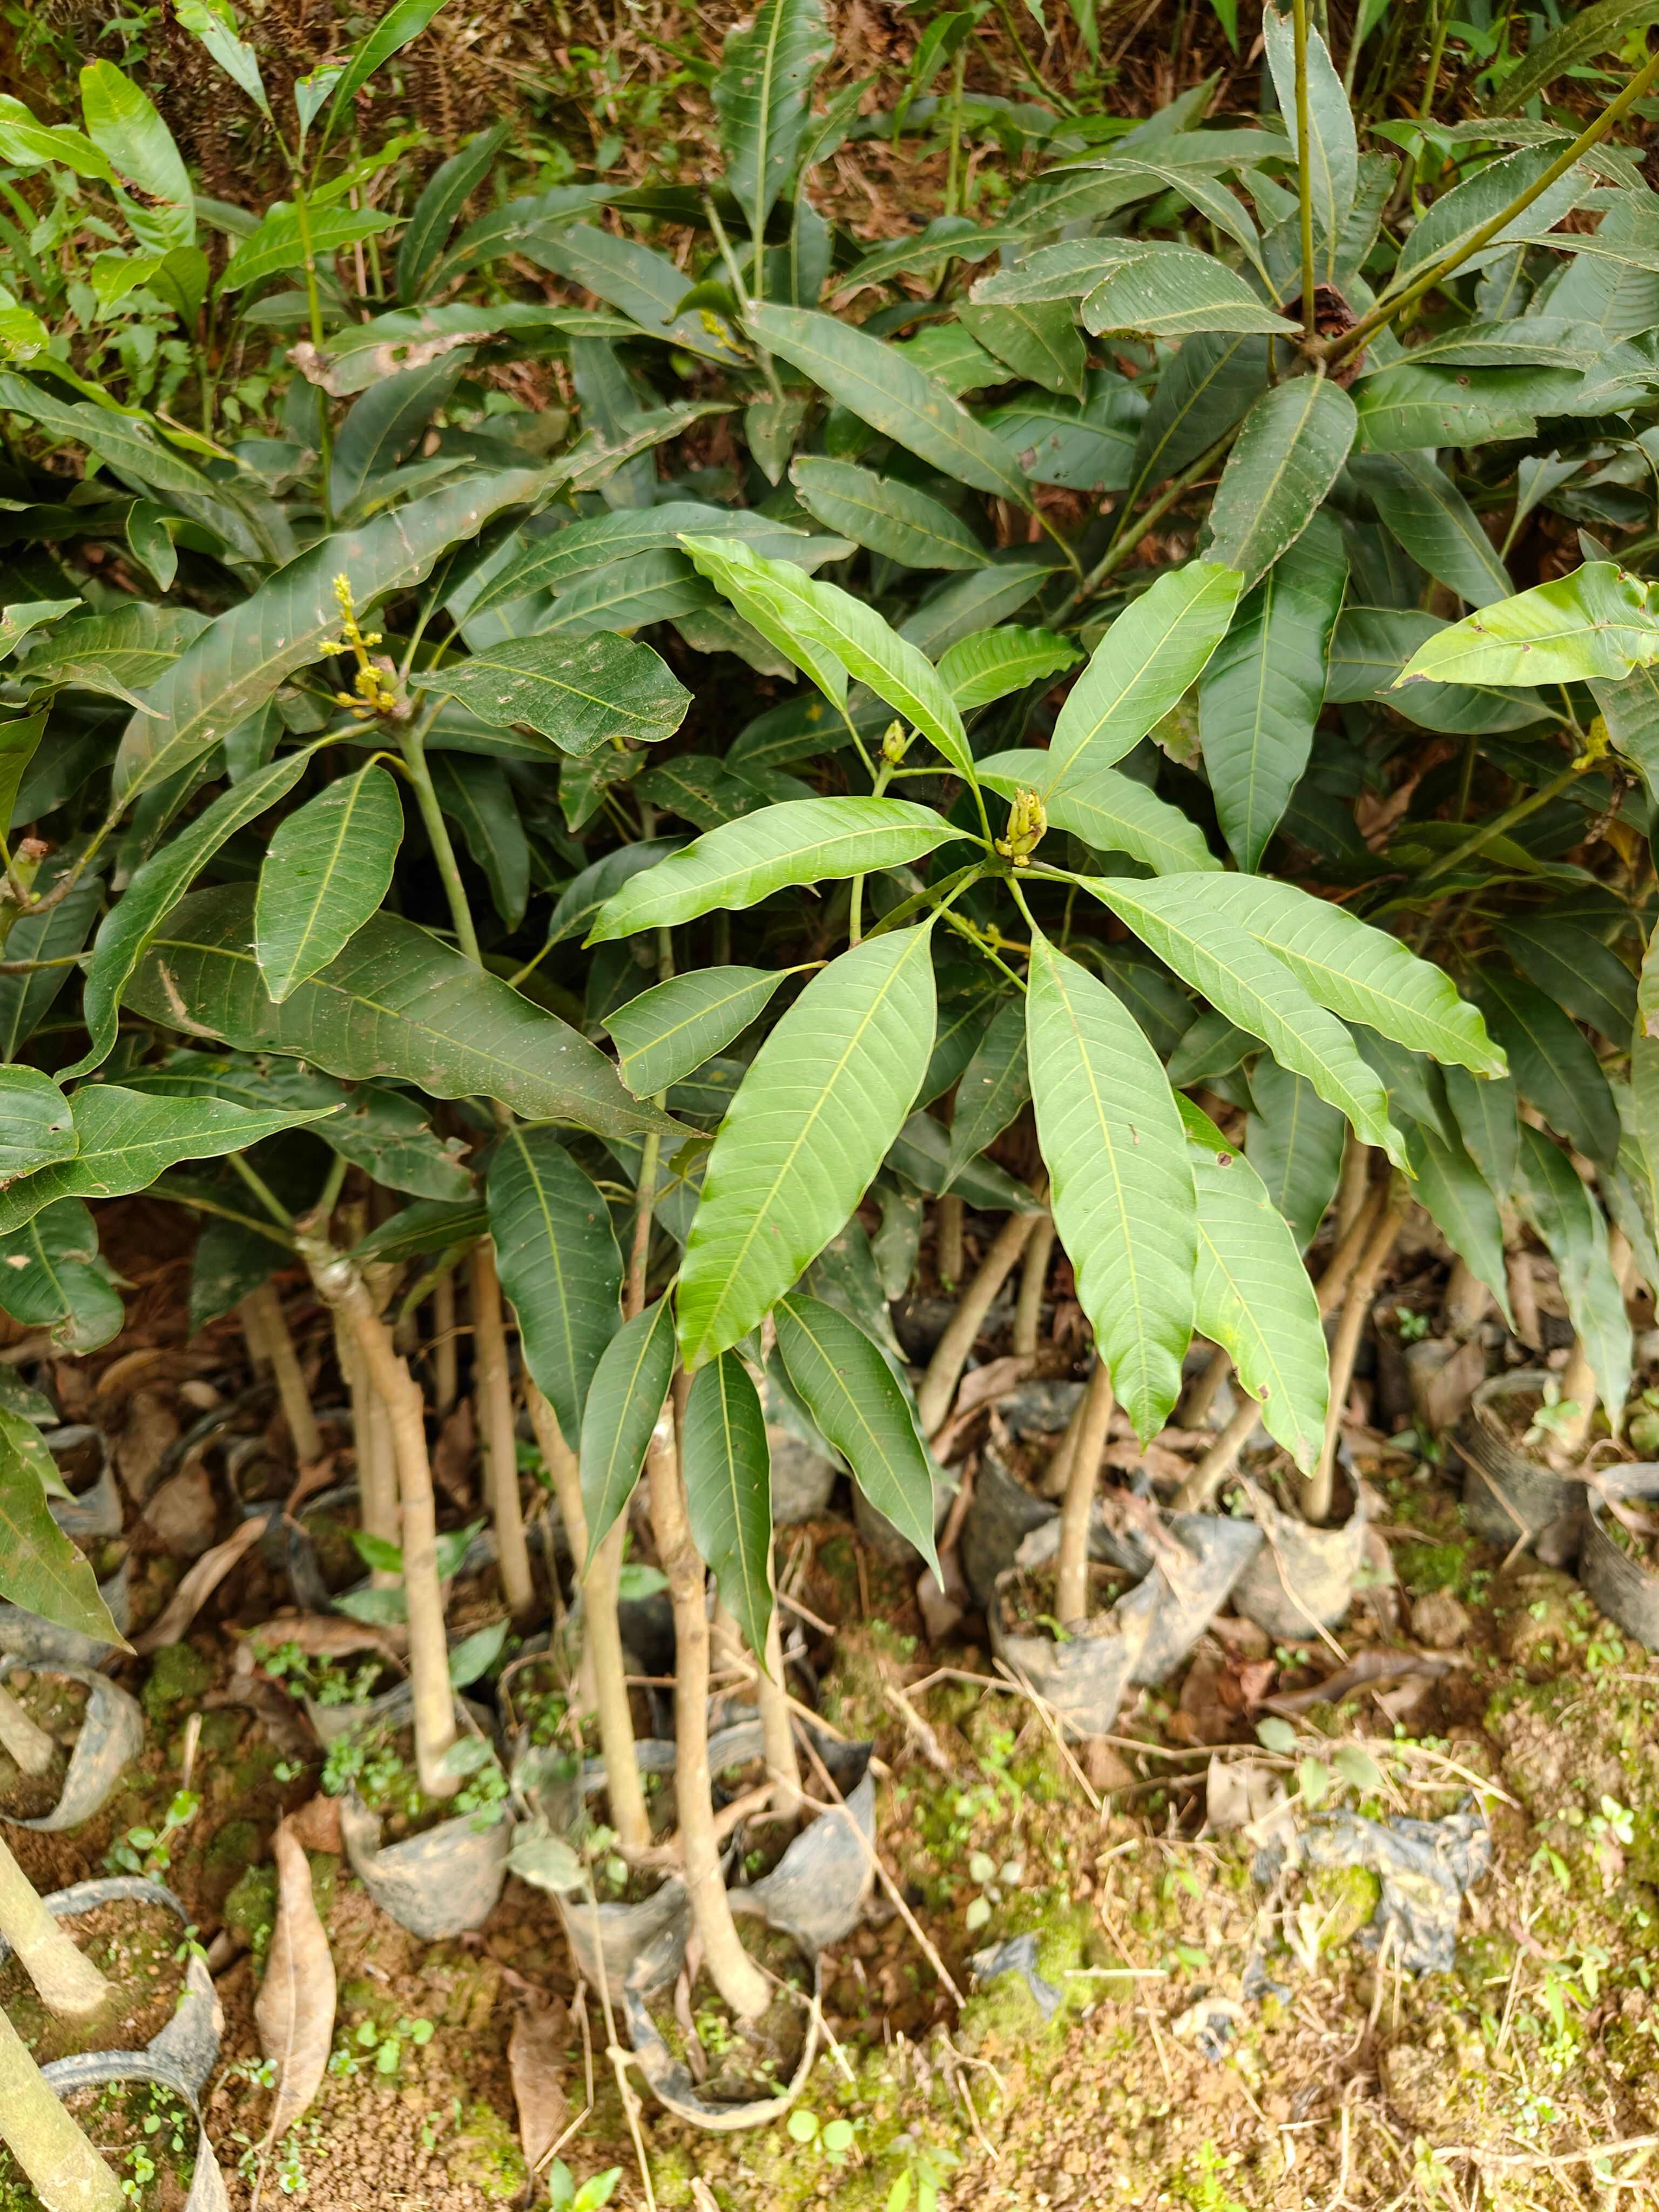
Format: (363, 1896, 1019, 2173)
(299, 1229, 457, 1796)
(470, 1243, 536, 1624)
(398, 710, 481, 964)
(0, 1839, 109, 2019)
(936, 1193, 966, 1291)
(291, 179, 334, 529)
(759, 1586, 799, 1819)
(1327, 43, 1659, 367)
(0, 2006, 123, 2212)
(1418, 751, 1588, 882)
(1013, 1210, 1056, 1356)
(433, 1265, 457, 1414)
(647, 1395, 770, 2019)
(239, 1280, 323, 1464)
(1055, 1358, 1115, 1626)
(524, 1385, 651, 1851)
(916, 1204, 1044, 1436)
(627, 1132, 662, 1318)
(1293, 0, 1319, 345)
(1064, 426, 1240, 613)
(1417, 0, 1450, 123)
(1307, 1188, 1405, 1523)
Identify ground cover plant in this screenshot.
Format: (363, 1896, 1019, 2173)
(1, 0, 1659, 2203)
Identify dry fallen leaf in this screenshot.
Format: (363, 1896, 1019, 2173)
(255, 1816, 336, 2140)
(132, 1515, 266, 1653)
(508, 1999, 570, 2169)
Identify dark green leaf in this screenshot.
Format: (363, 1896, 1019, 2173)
(1244, 1058, 1346, 1250)
(578, 1295, 676, 1560)
(489, 1127, 622, 1446)
(437, 630, 691, 759)
(1206, 377, 1357, 591)
(0, 1065, 76, 1186)
(255, 761, 403, 1002)
(683, 1352, 773, 1658)
(790, 457, 987, 570)
(0, 1404, 124, 1644)
(604, 966, 798, 1096)
(1478, 966, 1621, 1166)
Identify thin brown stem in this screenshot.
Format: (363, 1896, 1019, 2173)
(936, 1193, 966, 1293)
(433, 1266, 457, 1415)
(241, 1282, 322, 1464)
(470, 1244, 535, 1623)
(759, 1585, 800, 1821)
(1056, 1359, 1115, 1625)
(1013, 1211, 1056, 1357)
(917, 1206, 1042, 1437)
(1308, 1191, 1406, 1523)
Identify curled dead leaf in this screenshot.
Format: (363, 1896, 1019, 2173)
(132, 1515, 265, 1653)
(255, 1816, 336, 2140)
(507, 1999, 570, 2170)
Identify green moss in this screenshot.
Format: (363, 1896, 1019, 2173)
(955, 1898, 1120, 2058)
(449, 2100, 526, 2201)
(140, 1642, 213, 1724)
(1305, 1865, 1381, 1951)
(1393, 1539, 1473, 1596)
(223, 1863, 277, 1950)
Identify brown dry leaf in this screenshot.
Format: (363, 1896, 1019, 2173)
(245, 1614, 403, 1664)
(132, 1515, 265, 1653)
(286, 1793, 343, 1855)
(507, 1999, 570, 2169)
(142, 1465, 219, 1558)
(255, 1816, 336, 2140)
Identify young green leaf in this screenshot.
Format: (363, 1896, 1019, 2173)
(324, 0, 453, 132)
(1199, 513, 1347, 870)
(255, 763, 403, 1003)
(588, 797, 967, 941)
(1394, 563, 1659, 689)
(1081, 249, 1297, 339)
(746, 303, 1034, 507)
(1179, 1097, 1327, 1471)
(1184, 874, 1507, 1076)
(578, 1296, 676, 1563)
(1042, 562, 1243, 787)
(1077, 875, 1404, 1163)
(773, 1291, 940, 1575)
(489, 1128, 622, 1446)
(126, 886, 682, 1145)
(1244, 1059, 1347, 1251)
(682, 1352, 773, 1660)
(80, 62, 193, 249)
(939, 628, 1081, 711)
(396, 125, 510, 303)
(1026, 930, 1195, 1439)
(604, 967, 800, 1097)
(677, 923, 939, 1370)
(1262, 5, 1357, 277)
(980, 751, 1218, 874)
(1205, 377, 1357, 591)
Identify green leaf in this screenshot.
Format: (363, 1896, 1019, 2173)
(1328, 606, 1546, 733)
(218, 200, 395, 293)
(352, 1195, 485, 1263)
(1263, 6, 1357, 279)
(80, 62, 193, 249)
(1445, 1063, 1519, 1199)
(1518, 1124, 1631, 1429)
(429, 753, 529, 931)
(1205, 377, 1357, 591)
(0, 855, 102, 1063)
(396, 125, 509, 302)
(1041, 562, 1243, 788)
(1077, 875, 1404, 1163)
(1592, 662, 1659, 804)
(0, 1067, 76, 1186)
(489, 1127, 622, 1446)
(1081, 249, 1297, 339)
(589, 797, 966, 941)
(683, 1352, 773, 1658)
(1199, 511, 1347, 870)
(1244, 1058, 1347, 1250)
(578, 1294, 676, 1560)
(957, 299, 1087, 399)
(1181, 874, 1507, 1076)
(886, 1109, 1038, 1214)
(604, 966, 799, 1096)
(325, 0, 451, 129)
(713, 0, 833, 237)
(1351, 360, 1564, 454)
(0, 714, 44, 851)
(1476, 966, 1621, 1167)
(677, 923, 938, 1370)
(331, 357, 469, 513)
(0, 1084, 339, 1236)
(1394, 564, 1659, 689)
(1129, 331, 1267, 496)
(1409, 1126, 1515, 1328)
(0, 97, 115, 181)
(1179, 1096, 1328, 1471)
(1495, 918, 1637, 1044)
(1493, 0, 1659, 112)
(0, 375, 219, 508)
(746, 303, 1034, 508)
(175, 0, 268, 113)
(1349, 451, 1513, 609)
(436, 630, 691, 759)
(0, 603, 80, 662)
(0, 1405, 123, 1645)
(939, 627, 1081, 711)
(20, 604, 209, 709)
(0, 1197, 124, 1352)
(790, 457, 987, 571)
(254, 762, 402, 1003)
(686, 536, 976, 778)
(126, 884, 682, 1144)
(675, 532, 849, 705)
(980, 750, 1217, 874)
(527, 224, 743, 363)
(945, 997, 1028, 1191)
(1396, 147, 1589, 280)
(774, 1291, 940, 1575)
(113, 470, 549, 805)
(1026, 929, 1195, 1439)
(68, 748, 310, 1080)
